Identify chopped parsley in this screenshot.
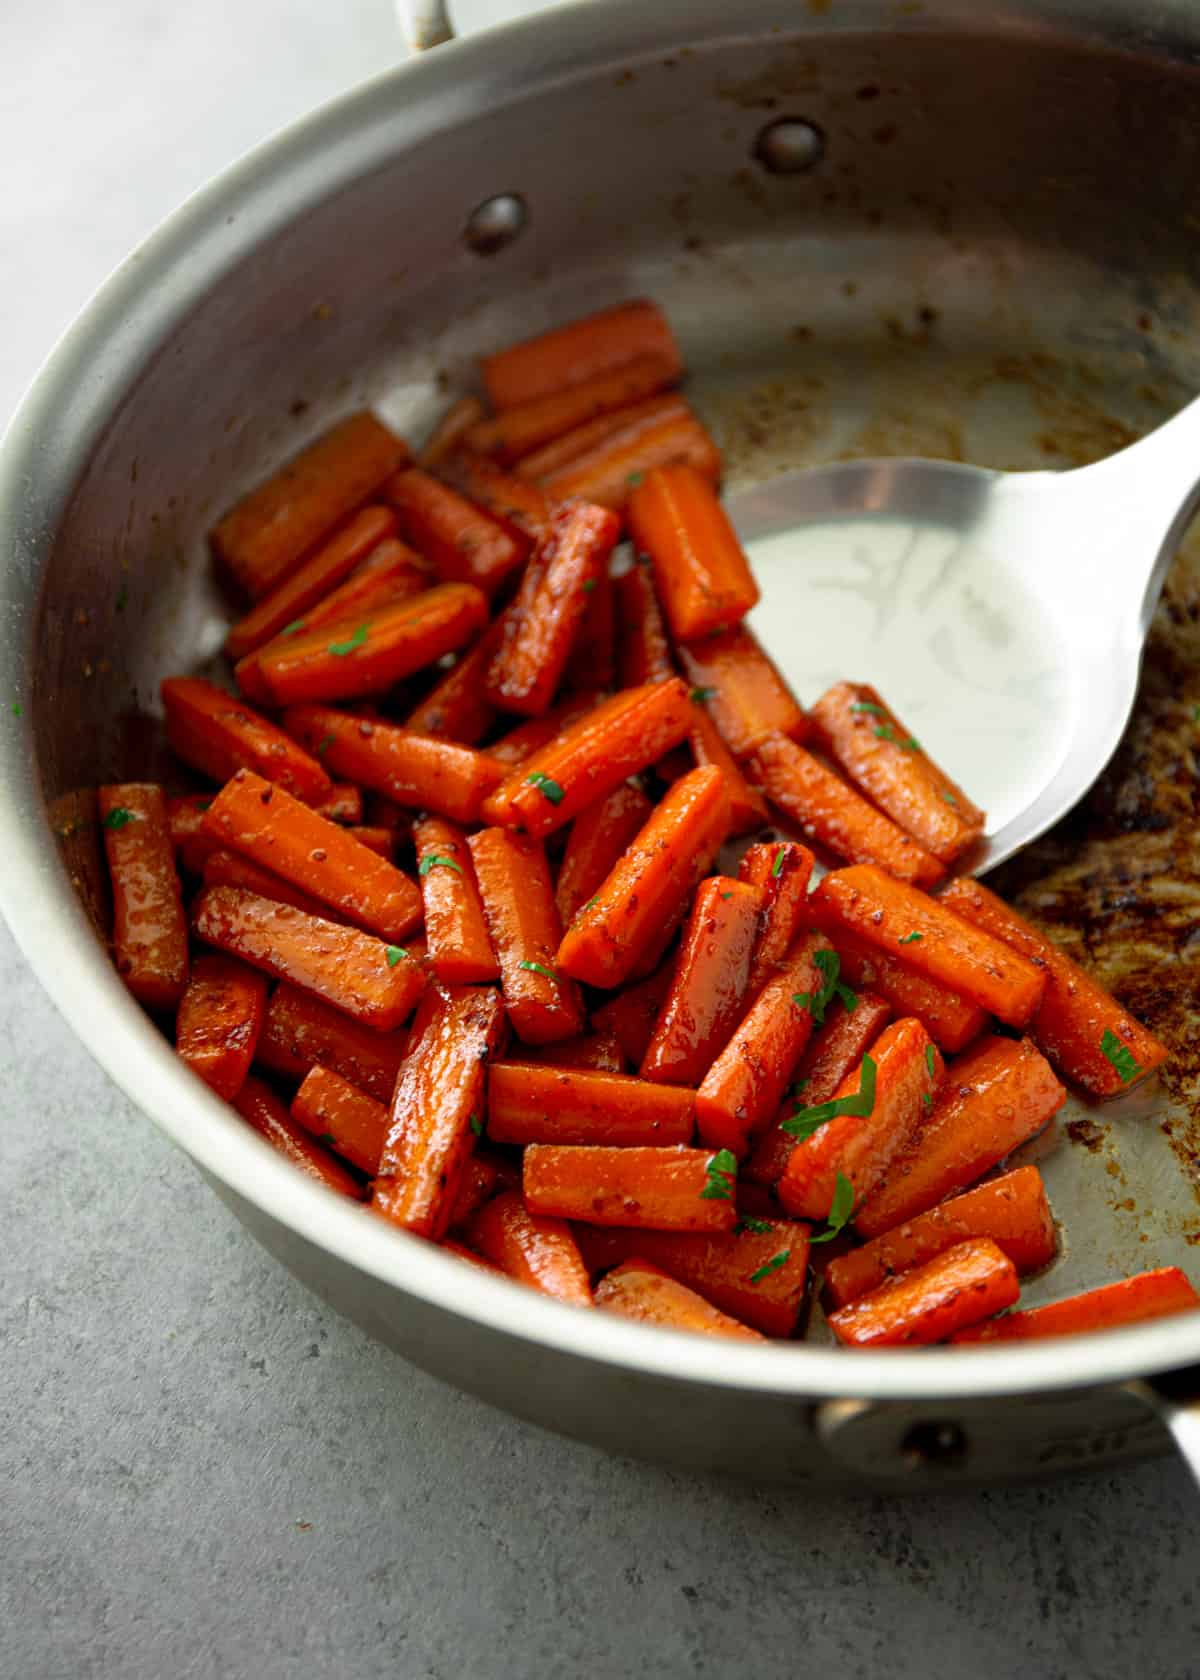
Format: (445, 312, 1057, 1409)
(115, 586, 129, 613)
(583, 897, 600, 913)
(850, 700, 885, 716)
(385, 946, 409, 967)
(282, 618, 307, 638)
(469, 1114, 484, 1138)
(899, 931, 922, 945)
(699, 1148, 738, 1201)
(102, 807, 137, 830)
(626, 471, 645, 488)
(720, 891, 734, 900)
(809, 1173, 855, 1245)
(581, 579, 597, 594)
(419, 853, 462, 877)
(771, 846, 787, 878)
(940, 790, 958, 808)
(689, 686, 717, 704)
(314, 734, 336, 757)
(735, 1215, 775, 1235)
(793, 948, 858, 1026)
(10, 702, 22, 717)
(781, 1052, 877, 1139)
(873, 723, 897, 742)
(1100, 1027, 1141, 1085)
(317, 1133, 338, 1148)
(903, 735, 922, 752)
(519, 960, 557, 981)
(327, 623, 369, 656)
(925, 1044, 937, 1079)
(922, 1092, 933, 1112)
(526, 771, 565, 805)
(749, 1250, 791, 1284)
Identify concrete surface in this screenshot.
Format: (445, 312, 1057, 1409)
(3, 3, 1199, 1677)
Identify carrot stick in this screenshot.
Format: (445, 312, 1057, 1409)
(950, 1266, 1200, 1343)
(202, 847, 340, 921)
(595, 1260, 765, 1340)
(98, 783, 189, 1011)
(938, 876, 1169, 1098)
(201, 769, 422, 942)
(517, 403, 685, 484)
(419, 395, 487, 467)
(814, 920, 986, 1054)
(372, 983, 506, 1238)
(487, 1062, 694, 1147)
(776, 1017, 943, 1222)
(556, 765, 730, 988)
(694, 932, 834, 1157)
(535, 398, 721, 513)
(677, 628, 807, 758)
(255, 980, 407, 1102)
(465, 1189, 593, 1304)
(233, 1075, 362, 1197)
(854, 1034, 1067, 1238)
(167, 792, 221, 875)
(161, 677, 331, 806)
(484, 502, 620, 715)
(614, 561, 675, 687)
(590, 965, 675, 1067)
(312, 784, 364, 824)
(401, 619, 505, 745)
(685, 704, 770, 835)
(565, 567, 617, 693)
(291, 1063, 389, 1174)
(385, 466, 527, 594)
(467, 826, 586, 1043)
(737, 840, 816, 993)
(468, 351, 678, 461)
(822, 1165, 1056, 1311)
(434, 449, 551, 546)
(641, 877, 761, 1086)
(347, 825, 395, 859)
(628, 463, 760, 640)
(809, 682, 985, 865)
(211, 412, 408, 600)
(812, 864, 1046, 1028)
(252, 581, 488, 708)
(174, 953, 267, 1101)
(191, 884, 424, 1030)
(413, 814, 498, 984)
(554, 782, 654, 926)
(481, 299, 683, 411)
(828, 1237, 1019, 1347)
(284, 705, 506, 825)
(485, 689, 603, 768)
(524, 1144, 739, 1233)
(523, 1031, 626, 1073)
(447, 1153, 502, 1228)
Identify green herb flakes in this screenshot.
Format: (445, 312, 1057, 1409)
(419, 853, 462, 877)
(1100, 1028, 1141, 1085)
(689, 686, 717, 704)
(735, 1215, 774, 1235)
(873, 723, 897, 742)
(793, 948, 858, 1026)
(940, 790, 958, 808)
(314, 734, 336, 757)
(519, 960, 557, 981)
(102, 807, 137, 830)
(925, 1043, 937, 1079)
(385, 946, 409, 968)
(781, 1053, 878, 1140)
(810, 1173, 855, 1244)
(771, 846, 787, 878)
(281, 618, 307, 638)
(899, 931, 923, 945)
(903, 735, 922, 752)
(469, 1114, 484, 1138)
(749, 1250, 791, 1285)
(850, 700, 885, 717)
(327, 623, 369, 657)
(526, 771, 565, 805)
(699, 1148, 737, 1201)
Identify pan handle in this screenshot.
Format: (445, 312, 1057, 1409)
(1128, 1372, 1200, 1488)
(397, 0, 455, 51)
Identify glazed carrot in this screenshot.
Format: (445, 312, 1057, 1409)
(814, 920, 986, 1054)
(233, 1075, 363, 1196)
(557, 766, 730, 989)
(575, 1218, 810, 1337)
(419, 395, 487, 467)
(485, 689, 603, 768)
(523, 1031, 626, 1073)
(590, 964, 675, 1067)
(202, 847, 339, 921)
(484, 502, 620, 715)
(284, 705, 506, 825)
(628, 463, 760, 640)
(191, 885, 424, 1030)
(468, 826, 585, 1044)
(256, 980, 407, 1102)
(676, 628, 807, 758)
(828, 1238, 1019, 1348)
(161, 677, 331, 805)
(641, 878, 761, 1086)
(614, 561, 675, 687)
(566, 567, 617, 693)
(347, 825, 394, 859)
(776, 1018, 943, 1222)
(517, 403, 686, 484)
(747, 990, 893, 1187)
(524, 1144, 739, 1233)
(810, 682, 985, 865)
(595, 1261, 765, 1340)
(167, 793, 221, 875)
(748, 735, 945, 888)
(211, 412, 408, 600)
(175, 953, 267, 1101)
(854, 1034, 1067, 1238)
(253, 582, 488, 708)
(291, 1064, 388, 1175)
(447, 1153, 502, 1228)
(313, 784, 364, 824)
(481, 678, 694, 838)
(434, 449, 551, 546)
(738, 840, 816, 993)
(465, 1190, 592, 1305)
(535, 397, 721, 513)
(951, 1266, 1200, 1343)
(694, 932, 833, 1157)
(488, 1063, 694, 1147)
(468, 352, 679, 462)
(822, 1166, 1056, 1311)
(481, 299, 683, 411)
(385, 466, 527, 593)
(938, 876, 1169, 1098)
(98, 784, 189, 1011)
(412, 814, 498, 984)
(373, 984, 506, 1239)
(554, 782, 654, 926)
(201, 769, 422, 942)
(812, 864, 1046, 1028)
(686, 705, 770, 836)
(401, 618, 506, 744)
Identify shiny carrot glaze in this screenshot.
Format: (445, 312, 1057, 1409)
(485, 689, 604, 768)
(535, 397, 721, 514)
(469, 351, 679, 459)
(828, 1238, 1019, 1347)
(814, 920, 986, 1054)
(641, 877, 761, 1086)
(413, 814, 498, 985)
(99, 783, 189, 1011)
(402, 619, 505, 744)
(627, 463, 760, 641)
(614, 561, 675, 687)
(676, 627, 807, 759)
(202, 847, 342, 921)
(524, 1144, 739, 1233)
(555, 785, 655, 931)
(589, 965, 676, 1068)
(167, 792, 221, 876)
(481, 299, 682, 411)
(175, 953, 267, 1101)
(233, 1075, 362, 1198)
(255, 980, 407, 1103)
(951, 1267, 1200, 1343)
(565, 566, 617, 693)
(291, 1063, 389, 1175)
(434, 449, 551, 546)
(685, 704, 770, 835)
(487, 1062, 694, 1147)
(161, 676, 331, 805)
(523, 1031, 626, 1073)
(595, 1261, 765, 1340)
(465, 1190, 592, 1305)
(385, 466, 527, 594)
(468, 827, 586, 1045)
(737, 840, 816, 994)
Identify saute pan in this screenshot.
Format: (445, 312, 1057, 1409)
(4, 0, 1200, 1487)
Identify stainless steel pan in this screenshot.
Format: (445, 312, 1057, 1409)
(4, 0, 1200, 1487)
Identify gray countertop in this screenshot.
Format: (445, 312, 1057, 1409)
(3, 5, 1198, 1676)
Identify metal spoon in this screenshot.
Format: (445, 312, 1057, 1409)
(727, 405, 1200, 872)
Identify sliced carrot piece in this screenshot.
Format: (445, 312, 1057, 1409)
(641, 877, 761, 1086)
(485, 689, 603, 768)
(434, 449, 551, 546)
(595, 1260, 765, 1340)
(614, 561, 675, 687)
(628, 463, 760, 641)
(854, 1034, 1067, 1238)
(738, 839, 816, 994)
(828, 1237, 1019, 1347)
(419, 395, 487, 468)
(447, 1153, 502, 1229)
(291, 1064, 389, 1175)
(98, 783, 189, 1011)
(590, 964, 676, 1067)
(938, 876, 1169, 1098)
(469, 352, 679, 460)
(167, 792, 221, 875)
(202, 847, 341, 921)
(175, 953, 267, 1101)
(481, 299, 683, 411)
(211, 411, 408, 600)
(685, 704, 770, 835)
(951, 1266, 1200, 1343)
(566, 566, 617, 693)
(233, 1075, 362, 1197)
(487, 1062, 694, 1147)
(516, 401, 685, 484)
(347, 825, 395, 859)
(413, 814, 498, 984)
(523, 1031, 626, 1073)
(536, 397, 720, 513)
(313, 784, 364, 824)
(255, 980, 407, 1102)
(161, 676, 332, 805)
(385, 466, 527, 594)
(677, 628, 807, 758)
(524, 1144, 739, 1233)
(465, 1190, 592, 1305)
(814, 919, 986, 1054)
(401, 621, 503, 744)
(554, 782, 654, 927)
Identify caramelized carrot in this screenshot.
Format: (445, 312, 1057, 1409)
(590, 965, 675, 1067)
(557, 766, 730, 988)
(517, 403, 685, 484)
(938, 876, 1169, 1098)
(434, 450, 551, 546)
(614, 561, 675, 687)
(738, 840, 816, 994)
(523, 1031, 626, 1073)
(469, 352, 679, 460)
(284, 705, 506, 825)
(524, 1144, 739, 1233)
(641, 878, 761, 1086)
(822, 1166, 1056, 1311)
(255, 980, 406, 1102)
(628, 463, 760, 640)
(812, 864, 1046, 1028)
(175, 953, 267, 1101)
(202, 847, 339, 921)
(854, 1034, 1067, 1238)
(419, 395, 487, 468)
(373, 984, 506, 1239)
(167, 792, 221, 875)
(191, 885, 424, 1030)
(347, 825, 394, 859)
(536, 397, 720, 513)
(951, 1267, 1200, 1343)
(465, 1190, 592, 1305)
(412, 814, 498, 984)
(676, 628, 807, 758)
(447, 1153, 502, 1228)
(686, 705, 770, 835)
(487, 1063, 694, 1147)
(211, 411, 408, 600)
(810, 682, 985, 865)
(481, 299, 682, 411)
(233, 1075, 362, 1197)
(314, 784, 364, 824)
(98, 783, 189, 1011)
(485, 689, 603, 768)
(694, 932, 833, 1157)
(291, 1064, 388, 1174)
(595, 1261, 764, 1340)
(161, 677, 331, 805)
(401, 622, 503, 743)
(566, 567, 617, 693)
(554, 783, 654, 927)
(828, 1237, 1019, 1347)
(385, 466, 526, 594)
(467, 827, 585, 1044)
(814, 920, 986, 1054)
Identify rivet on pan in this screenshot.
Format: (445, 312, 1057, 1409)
(901, 1420, 968, 1468)
(754, 118, 825, 175)
(463, 193, 528, 256)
